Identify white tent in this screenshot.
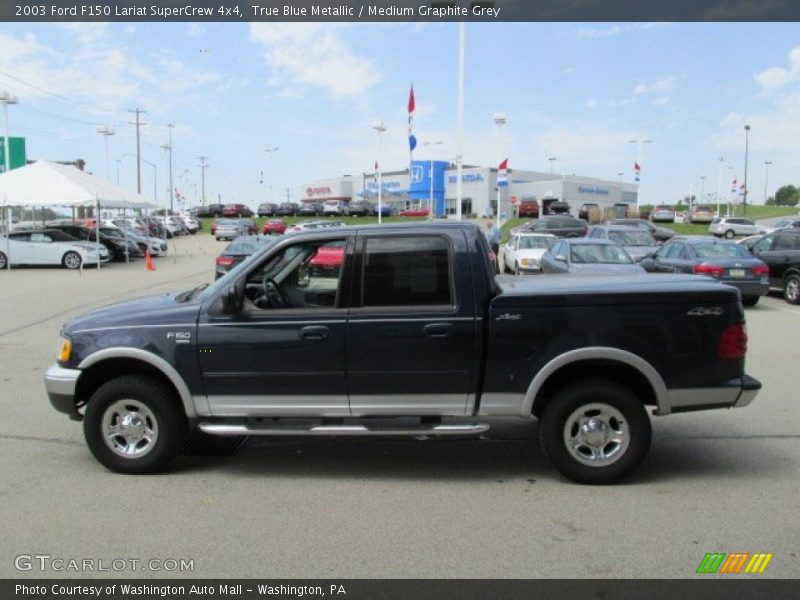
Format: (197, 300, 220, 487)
(0, 160, 155, 209)
(0, 161, 158, 271)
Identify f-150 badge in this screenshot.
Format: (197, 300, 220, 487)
(166, 331, 192, 343)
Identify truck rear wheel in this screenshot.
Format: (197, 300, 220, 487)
(539, 379, 651, 484)
(83, 375, 187, 474)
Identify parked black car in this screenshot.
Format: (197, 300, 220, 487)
(639, 236, 769, 306)
(578, 203, 599, 220)
(547, 201, 571, 215)
(512, 216, 588, 238)
(298, 202, 323, 217)
(46, 223, 143, 261)
(205, 204, 225, 217)
(747, 229, 800, 304)
(276, 202, 299, 217)
(345, 200, 375, 217)
(608, 218, 675, 243)
(257, 203, 279, 217)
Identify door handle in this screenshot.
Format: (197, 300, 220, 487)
(423, 323, 454, 338)
(299, 325, 330, 340)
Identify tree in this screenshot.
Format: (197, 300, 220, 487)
(774, 185, 799, 206)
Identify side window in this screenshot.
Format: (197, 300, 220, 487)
(751, 236, 772, 253)
(30, 233, 51, 242)
(243, 238, 346, 311)
(9, 232, 31, 242)
(773, 234, 796, 251)
(362, 236, 452, 307)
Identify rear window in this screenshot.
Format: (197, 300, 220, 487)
(693, 243, 750, 258)
(570, 243, 632, 264)
(518, 236, 551, 249)
(362, 236, 452, 307)
(607, 230, 653, 246)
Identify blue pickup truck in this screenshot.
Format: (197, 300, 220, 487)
(45, 222, 760, 483)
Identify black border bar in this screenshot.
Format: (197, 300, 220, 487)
(5, 0, 800, 22)
(4, 579, 800, 600)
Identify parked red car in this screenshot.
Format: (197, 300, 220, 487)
(221, 203, 254, 217)
(263, 219, 287, 235)
(517, 198, 540, 218)
(398, 208, 430, 217)
(309, 246, 344, 270)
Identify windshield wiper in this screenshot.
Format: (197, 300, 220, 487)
(175, 283, 209, 302)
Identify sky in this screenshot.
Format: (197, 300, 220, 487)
(0, 21, 798, 209)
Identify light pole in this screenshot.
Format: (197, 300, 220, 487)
(629, 138, 653, 205)
(161, 123, 174, 212)
(198, 155, 209, 206)
(455, 21, 466, 221)
(422, 140, 443, 217)
(137, 156, 157, 203)
(264, 147, 278, 205)
(764, 161, 772, 204)
(0, 91, 15, 270)
(97, 126, 115, 180)
(115, 159, 121, 185)
(743, 124, 750, 215)
(715, 157, 725, 216)
(548, 157, 557, 175)
(617, 172, 624, 182)
(372, 121, 386, 224)
(700, 175, 706, 208)
(493, 112, 507, 229)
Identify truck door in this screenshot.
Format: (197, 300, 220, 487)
(346, 232, 476, 416)
(197, 235, 352, 417)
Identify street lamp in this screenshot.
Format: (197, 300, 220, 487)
(264, 147, 278, 205)
(1, 91, 18, 268)
(548, 157, 557, 175)
(372, 121, 386, 224)
(764, 161, 772, 204)
(617, 172, 624, 182)
(715, 157, 725, 216)
(161, 123, 174, 212)
(97, 126, 115, 181)
(422, 140, 443, 217)
(743, 124, 750, 215)
(700, 175, 706, 207)
(493, 112, 507, 228)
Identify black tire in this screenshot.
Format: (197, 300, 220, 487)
(783, 274, 800, 305)
(106, 246, 116, 262)
(539, 379, 651, 484)
(83, 375, 187, 474)
(166, 230, 173, 239)
(0, 251, 6, 270)
(514, 263, 520, 275)
(742, 296, 760, 307)
(62, 251, 82, 270)
(724, 230, 735, 239)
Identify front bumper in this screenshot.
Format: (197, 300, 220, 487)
(44, 363, 82, 420)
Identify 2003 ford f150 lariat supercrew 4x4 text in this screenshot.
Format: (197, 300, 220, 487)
(45, 223, 761, 483)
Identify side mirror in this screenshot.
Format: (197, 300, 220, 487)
(220, 283, 243, 314)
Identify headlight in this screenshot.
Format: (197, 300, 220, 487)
(57, 337, 72, 362)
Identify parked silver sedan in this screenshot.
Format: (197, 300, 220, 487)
(541, 238, 645, 275)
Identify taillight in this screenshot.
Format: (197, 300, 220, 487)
(752, 264, 769, 276)
(693, 264, 724, 277)
(216, 255, 235, 266)
(718, 324, 747, 360)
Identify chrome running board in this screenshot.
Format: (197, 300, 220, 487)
(198, 422, 490, 437)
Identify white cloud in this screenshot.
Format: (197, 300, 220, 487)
(755, 46, 800, 90)
(249, 23, 379, 98)
(634, 76, 677, 96)
(575, 23, 670, 39)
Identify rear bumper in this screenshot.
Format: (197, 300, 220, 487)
(44, 363, 82, 420)
(725, 280, 770, 298)
(666, 375, 761, 414)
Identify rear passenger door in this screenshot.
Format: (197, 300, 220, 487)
(346, 233, 476, 416)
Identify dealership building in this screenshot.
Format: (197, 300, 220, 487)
(299, 162, 639, 217)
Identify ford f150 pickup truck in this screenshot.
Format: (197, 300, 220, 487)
(45, 222, 760, 483)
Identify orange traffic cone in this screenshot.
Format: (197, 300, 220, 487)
(145, 249, 156, 271)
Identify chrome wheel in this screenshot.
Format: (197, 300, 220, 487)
(63, 251, 82, 269)
(101, 399, 159, 459)
(562, 402, 630, 467)
(0, 252, 6, 269)
(785, 275, 800, 304)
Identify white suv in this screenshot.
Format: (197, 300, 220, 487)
(323, 200, 346, 216)
(708, 217, 764, 239)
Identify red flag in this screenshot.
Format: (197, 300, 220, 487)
(374, 161, 378, 171)
(498, 158, 508, 170)
(634, 162, 641, 171)
(407, 85, 415, 114)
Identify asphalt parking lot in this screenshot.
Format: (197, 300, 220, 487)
(1, 232, 798, 579)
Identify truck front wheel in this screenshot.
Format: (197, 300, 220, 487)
(83, 375, 187, 474)
(539, 380, 651, 484)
